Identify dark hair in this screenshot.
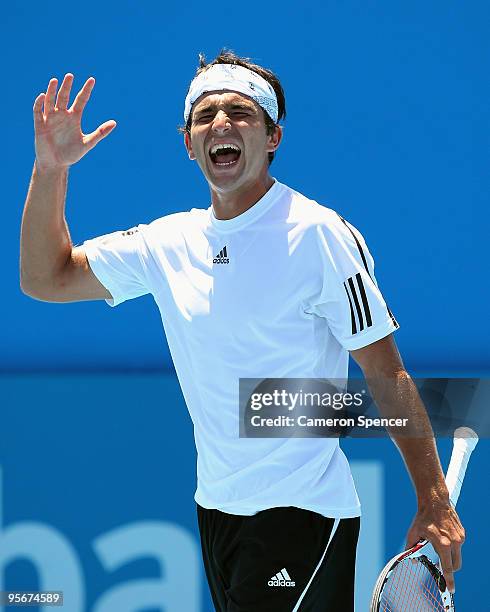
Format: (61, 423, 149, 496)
(179, 49, 286, 165)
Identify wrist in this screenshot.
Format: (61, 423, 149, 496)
(417, 482, 450, 510)
(34, 159, 70, 177)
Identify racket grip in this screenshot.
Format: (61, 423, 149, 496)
(445, 427, 478, 507)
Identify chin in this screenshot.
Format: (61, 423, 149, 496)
(206, 164, 247, 191)
(208, 175, 244, 193)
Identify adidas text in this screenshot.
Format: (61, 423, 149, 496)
(268, 578, 296, 587)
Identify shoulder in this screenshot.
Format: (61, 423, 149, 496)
(146, 207, 207, 232)
(85, 207, 209, 252)
(132, 207, 209, 245)
(280, 182, 365, 247)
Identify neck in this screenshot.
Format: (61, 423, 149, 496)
(210, 173, 275, 221)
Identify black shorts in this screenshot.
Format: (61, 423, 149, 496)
(197, 504, 360, 612)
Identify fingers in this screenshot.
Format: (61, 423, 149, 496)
(33, 93, 46, 131)
(37, 73, 95, 119)
(83, 120, 117, 151)
(71, 77, 96, 114)
(448, 511, 465, 573)
(405, 525, 421, 550)
(405, 516, 427, 551)
(44, 78, 58, 114)
(452, 539, 463, 572)
(450, 519, 465, 572)
(436, 539, 455, 593)
(433, 530, 463, 594)
(55, 73, 74, 110)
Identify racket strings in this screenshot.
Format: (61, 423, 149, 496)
(379, 557, 446, 611)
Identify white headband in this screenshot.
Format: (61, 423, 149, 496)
(184, 63, 279, 125)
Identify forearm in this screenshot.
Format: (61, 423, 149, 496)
(20, 162, 73, 296)
(367, 370, 449, 507)
(352, 338, 463, 589)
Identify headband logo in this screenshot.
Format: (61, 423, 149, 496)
(184, 63, 279, 124)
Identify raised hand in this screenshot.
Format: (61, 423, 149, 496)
(33, 74, 116, 172)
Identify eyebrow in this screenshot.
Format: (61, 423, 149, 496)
(193, 102, 257, 117)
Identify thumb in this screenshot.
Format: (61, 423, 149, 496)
(84, 120, 117, 150)
(405, 525, 423, 550)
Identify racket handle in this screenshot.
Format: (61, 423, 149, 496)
(445, 427, 478, 508)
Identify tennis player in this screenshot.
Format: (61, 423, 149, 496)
(21, 51, 465, 611)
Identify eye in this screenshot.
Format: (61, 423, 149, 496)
(195, 114, 213, 123)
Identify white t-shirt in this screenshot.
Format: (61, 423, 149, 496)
(83, 179, 399, 518)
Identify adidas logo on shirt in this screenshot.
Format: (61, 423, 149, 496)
(213, 246, 229, 264)
(267, 568, 295, 587)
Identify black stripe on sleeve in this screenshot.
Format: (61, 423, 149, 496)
(387, 306, 399, 329)
(355, 273, 373, 328)
(223, 246, 228, 258)
(343, 282, 357, 335)
(338, 213, 399, 330)
(347, 276, 365, 331)
(337, 215, 370, 277)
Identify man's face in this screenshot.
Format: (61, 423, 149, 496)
(184, 91, 281, 193)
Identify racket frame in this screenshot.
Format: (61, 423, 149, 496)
(370, 541, 454, 611)
(369, 427, 478, 612)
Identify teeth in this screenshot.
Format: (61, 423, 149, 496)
(210, 143, 240, 155)
(215, 159, 238, 166)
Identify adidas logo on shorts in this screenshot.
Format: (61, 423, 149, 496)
(213, 246, 229, 264)
(268, 567, 295, 587)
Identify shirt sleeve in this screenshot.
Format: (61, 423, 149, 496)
(304, 215, 399, 350)
(82, 225, 151, 307)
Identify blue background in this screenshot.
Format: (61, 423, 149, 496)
(2, 1, 488, 610)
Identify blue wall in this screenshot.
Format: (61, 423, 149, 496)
(5, 0, 489, 373)
(2, 1, 488, 610)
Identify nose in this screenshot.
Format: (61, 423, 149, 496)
(211, 110, 231, 134)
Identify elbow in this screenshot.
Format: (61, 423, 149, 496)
(351, 335, 407, 379)
(20, 274, 56, 301)
(20, 279, 44, 300)
(20, 273, 37, 298)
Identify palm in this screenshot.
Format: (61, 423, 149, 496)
(36, 108, 84, 167)
(34, 74, 116, 171)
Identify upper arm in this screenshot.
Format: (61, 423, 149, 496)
(25, 246, 113, 303)
(24, 224, 152, 304)
(57, 246, 113, 302)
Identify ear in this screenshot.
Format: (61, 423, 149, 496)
(266, 125, 283, 153)
(184, 131, 196, 160)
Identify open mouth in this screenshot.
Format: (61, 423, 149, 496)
(209, 143, 242, 167)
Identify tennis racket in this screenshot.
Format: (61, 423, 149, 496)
(370, 426, 478, 612)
